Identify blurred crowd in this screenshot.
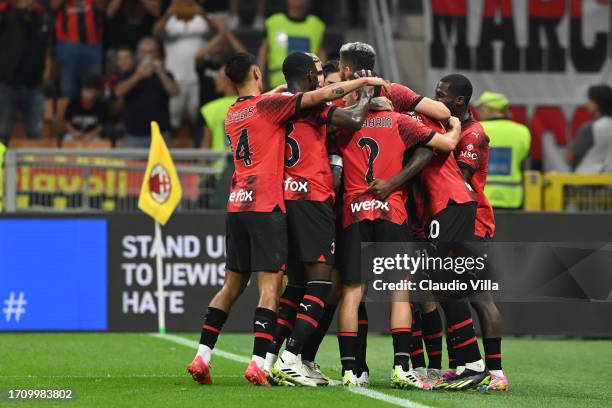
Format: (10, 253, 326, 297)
(0, 0, 338, 149)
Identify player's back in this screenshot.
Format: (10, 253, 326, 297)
(336, 110, 412, 228)
(225, 92, 302, 212)
(283, 104, 335, 202)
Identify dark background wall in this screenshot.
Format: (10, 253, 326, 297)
(1, 211, 611, 336)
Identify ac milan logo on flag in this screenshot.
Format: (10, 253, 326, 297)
(149, 164, 172, 204)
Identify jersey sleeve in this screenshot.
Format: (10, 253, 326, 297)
(256, 92, 303, 124)
(390, 83, 423, 113)
(456, 128, 486, 173)
(319, 103, 338, 125)
(397, 114, 436, 150)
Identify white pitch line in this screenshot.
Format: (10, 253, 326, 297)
(149, 333, 433, 408)
(346, 388, 432, 408)
(149, 333, 250, 364)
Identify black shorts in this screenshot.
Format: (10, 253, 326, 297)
(339, 219, 409, 285)
(285, 200, 335, 284)
(225, 210, 287, 273)
(428, 201, 477, 244)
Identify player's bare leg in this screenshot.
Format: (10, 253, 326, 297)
(471, 293, 507, 391)
(189, 269, 249, 385)
(337, 283, 364, 386)
(244, 270, 284, 386)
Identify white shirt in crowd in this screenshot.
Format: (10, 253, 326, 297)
(164, 15, 208, 84)
(575, 116, 612, 173)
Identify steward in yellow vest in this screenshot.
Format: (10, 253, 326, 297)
(258, 1, 325, 88)
(475, 92, 531, 209)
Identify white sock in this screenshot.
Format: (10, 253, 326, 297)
(280, 350, 298, 365)
(251, 355, 265, 369)
(264, 352, 277, 372)
(490, 369, 505, 377)
(197, 344, 212, 364)
(465, 359, 486, 373)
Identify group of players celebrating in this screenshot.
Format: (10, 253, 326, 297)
(187, 41, 508, 392)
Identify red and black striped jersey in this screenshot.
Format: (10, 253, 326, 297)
(335, 111, 435, 228)
(283, 103, 337, 202)
(225, 92, 302, 213)
(454, 118, 495, 238)
(55, 0, 103, 44)
(405, 112, 476, 238)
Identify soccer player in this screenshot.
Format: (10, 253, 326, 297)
(187, 52, 389, 386)
(368, 110, 490, 391)
(338, 42, 450, 121)
(322, 60, 342, 86)
(335, 42, 450, 381)
(266, 52, 374, 387)
(435, 74, 508, 391)
(334, 88, 462, 389)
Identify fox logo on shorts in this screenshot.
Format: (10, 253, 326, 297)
(330, 241, 335, 255)
(300, 303, 312, 311)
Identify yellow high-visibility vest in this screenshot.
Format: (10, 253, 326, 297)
(482, 119, 531, 209)
(265, 13, 325, 88)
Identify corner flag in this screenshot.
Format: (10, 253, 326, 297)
(138, 122, 182, 226)
(138, 122, 182, 334)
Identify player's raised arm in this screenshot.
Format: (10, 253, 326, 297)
(384, 81, 451, 121)
(426, 116, 461, 151)
(328, 87, 375, 132)
(414, 97, 451, 121)
(301, 77, 389, 109)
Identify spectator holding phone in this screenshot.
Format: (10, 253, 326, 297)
(115, 36, 178, 147)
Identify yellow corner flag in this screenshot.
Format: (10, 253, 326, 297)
(138, 122, 183, 225)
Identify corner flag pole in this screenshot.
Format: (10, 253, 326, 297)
(154, 220, 166, 335)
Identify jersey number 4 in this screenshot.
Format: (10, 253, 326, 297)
(358, 137, 379, 183)
(234, 128, 252, 166)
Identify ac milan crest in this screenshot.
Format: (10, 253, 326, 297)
(149, 164, 171, 204)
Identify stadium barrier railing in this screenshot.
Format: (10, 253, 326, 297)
(523, 171, 612, 212)
(2, 148, 231, 213)
(2, 152, 611, 213)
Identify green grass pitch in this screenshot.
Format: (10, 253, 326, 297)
(1, 333, 611, 408)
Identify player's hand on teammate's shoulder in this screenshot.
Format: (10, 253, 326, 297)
(361, 77, 390, 94)
(353, 69, 375, 78)
(369, 96, 393, 112)
(352, 69, 391, 94)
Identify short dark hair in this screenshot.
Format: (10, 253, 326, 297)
(322, 59, 339, 77)
(116, 45, 134, 54)
(82, 74, 102, 91)
(225, 52, 257, 85)
(440, 73, 473, 104)
(339, 42, 376, 71)
(282, 52, 317, 83)
(588, 84, 612, 116)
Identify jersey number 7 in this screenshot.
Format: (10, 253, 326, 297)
(358, 136, 379, 183)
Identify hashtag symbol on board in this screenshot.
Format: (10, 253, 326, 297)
(3, 292, 27, 322)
